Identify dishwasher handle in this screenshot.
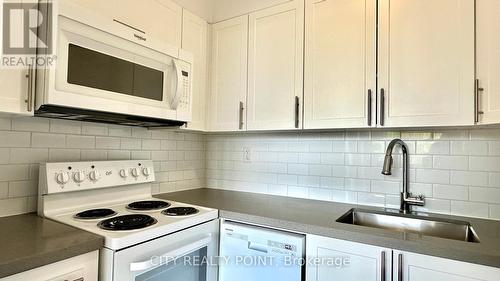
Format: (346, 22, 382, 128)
(247, 241, 268, 253)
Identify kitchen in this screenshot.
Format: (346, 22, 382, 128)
(1, 0, 500, 280)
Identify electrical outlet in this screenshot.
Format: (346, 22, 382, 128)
(243, 147, 252, 162)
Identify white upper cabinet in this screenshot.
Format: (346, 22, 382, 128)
(307, 235, 391, 281)
(304, 0, 376, 129)
(377, 0, 475, 128)
(209, 16, 249, 132)
(181, 9, 209, 131)
(114, 0, 182, 49)
(476, 0, 500, 124)
(0, 68, 34, 116)
(394, 250, 500, 281)
(246, 0, 304, 131)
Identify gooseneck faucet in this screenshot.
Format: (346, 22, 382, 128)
(382, 139, 425, 214)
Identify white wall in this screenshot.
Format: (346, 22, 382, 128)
(211, 0, 291, 22)
(206, 129, 500, 220)
(171, 0, 213, 22)
(172, 0, 292, 23)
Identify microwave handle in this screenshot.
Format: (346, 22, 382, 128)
(129, 234, 212, 272)
(170, 59, 183, 110)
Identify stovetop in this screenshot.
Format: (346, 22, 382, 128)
(47, 198, 218, 250)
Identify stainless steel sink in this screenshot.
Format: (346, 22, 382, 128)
(336, 208, 480, 243)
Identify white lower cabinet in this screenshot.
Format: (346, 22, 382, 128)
(394, 250, 500, 281)
(307, 235, 500, 281)
(306, 235, 391, 281)
(1, 251, 98, 281)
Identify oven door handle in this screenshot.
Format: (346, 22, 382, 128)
(129, 234, 212, 272)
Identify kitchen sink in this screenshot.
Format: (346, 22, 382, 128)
(336, 208, 480, 243)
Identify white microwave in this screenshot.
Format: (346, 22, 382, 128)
(35, 2, 193, 127)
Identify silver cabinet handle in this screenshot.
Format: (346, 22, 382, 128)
(367, 89, 372, 126)
(475, 79, 484, 124)
(25, 64, 34, 112)
(398, 253, 403, 281)
(239, 101, 244, 130)
(381, 251, 386, 281)
(294, 96, 300, 128)
(379, 88, 385, 126)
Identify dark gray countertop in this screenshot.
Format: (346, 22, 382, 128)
(0, 213, 104, 278)
(156, 188, 500, 268)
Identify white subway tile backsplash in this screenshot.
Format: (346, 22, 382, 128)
(12, 117, 49, 132)
(308, 141, 332, 152)
(108, 125, 132, 137)
(9, 148, 48, 164)
(416, 141, 450, 155)
(49, 149, 81, 162)
(206, 128, 500, 220)
(320, 153, 344, 165)
(66, 135, 95, 149)
(309, 164, 332, 176)
(433, 155, 468, 170)
(0, 131, 31, 147)
(371, 180, 400, 195)
(0, 182, 8, 199)
(357, 192, 385, 207)
(0, 148, 10, 164)
(451, 141, 488, 156)
(82, 123, 108, 136)
(469, 187, 500, 204)
(451, 201, 489, 218)
(469, 157, 500, 172)
(450, 171, 488, 186)
(0, 118, 11, 130)
(433, 184, 469, 200)
(50, 119, 81, 134)
(490, 205, 500, 220)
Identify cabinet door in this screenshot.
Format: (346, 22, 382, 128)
(113, 0, 182, 49)
(306, 235, 391, 281)
(246, 0, 304, 131)
(378, 0, 474, 127)
(0, 68, 34, 116)
(181, 10, 209, 131)
(476, 0, 500, 124)
(394, 250, 500, 281)
(209, 16, 248, 132)
(304, 0, 376, 129)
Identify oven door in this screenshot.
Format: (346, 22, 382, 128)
(51, 15, 182, 120)
(113, 220, 219, 281)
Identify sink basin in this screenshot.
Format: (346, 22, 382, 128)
(336, 208, 480, 243)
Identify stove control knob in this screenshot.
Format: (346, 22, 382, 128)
(142, 167, 152, 176)
(73, 171, 86, 183)
(89, 170, 101, 181)
(119, 169, 128, 178)
(131, 168, 140, 178)
(55, 172, 70, 184)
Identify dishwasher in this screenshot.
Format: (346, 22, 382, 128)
(219, 220, 305, 281)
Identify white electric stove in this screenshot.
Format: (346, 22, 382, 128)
(38, 160, 219, 281)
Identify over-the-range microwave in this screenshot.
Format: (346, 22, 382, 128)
(35, 1, 193, 127)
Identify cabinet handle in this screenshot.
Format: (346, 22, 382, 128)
(367, 89, 372, 126)
(379, 88, 385, 126)
(398, 253, 403, 281)
(294, 96, 300, 129)
(25, 64, 34, 112)
(239, 101, 244, 130)
(381, 251, 386, 281)
(475, 79, 484, 124)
